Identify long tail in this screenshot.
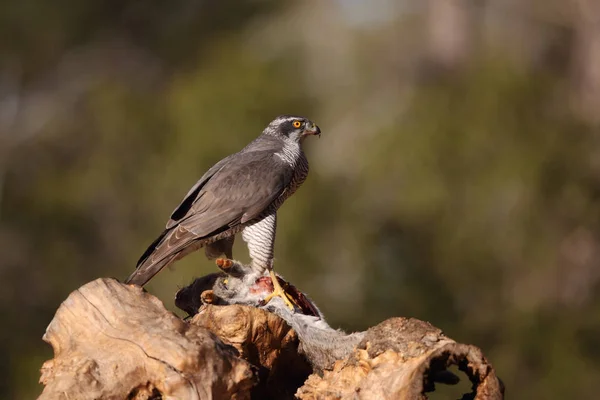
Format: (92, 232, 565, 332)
(125, 229, 176, 286)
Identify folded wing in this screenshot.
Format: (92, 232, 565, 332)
(125, 150, 293, 286)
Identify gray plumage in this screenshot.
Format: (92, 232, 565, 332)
(126, 115, 320, 286)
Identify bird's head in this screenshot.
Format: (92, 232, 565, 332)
(264, 115, 321, 143)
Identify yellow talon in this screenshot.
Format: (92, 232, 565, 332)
(263, 270, 297, 310)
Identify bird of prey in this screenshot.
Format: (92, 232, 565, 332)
(125, 115, 321, 309)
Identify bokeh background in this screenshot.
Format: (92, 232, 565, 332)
(2, 0, 600, 398)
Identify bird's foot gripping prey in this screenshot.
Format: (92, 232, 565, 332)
(124, 115, 320, 309)
(178, 257, 323, 319)
(175, 259, 366, 373)
(215, 258, 299, 310)
(262, 269, 297, 310)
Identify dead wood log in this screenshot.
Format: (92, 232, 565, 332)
(296, 318, 503, 400)
(39, 278, 256, 400)
(39, 274, 504, 400)
(191, 304, 313, 399)
(177, 265, 504, 399)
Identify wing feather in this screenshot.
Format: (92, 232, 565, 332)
(167, 155, 235, 228)
(173, 151, 293, 234)
(125, 148, 293, 286)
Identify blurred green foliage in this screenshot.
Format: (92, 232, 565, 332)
(1, 1, 599, 399)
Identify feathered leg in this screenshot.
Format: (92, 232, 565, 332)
(241, 213, 296, 310)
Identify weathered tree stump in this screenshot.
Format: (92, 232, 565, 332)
(297, 318, 502, 399)
(39, 278, 256, 400)
(39, 277, 504, 399)
(192, 304, 313, 399)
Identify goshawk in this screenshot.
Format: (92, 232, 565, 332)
(125, 115, 320, 308)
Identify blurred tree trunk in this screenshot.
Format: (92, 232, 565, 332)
(571, 0, 600, 126)
(425, 0, 479, 73)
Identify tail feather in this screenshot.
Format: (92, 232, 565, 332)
(136, 229, 169, 268)
(125, 229, 172, 286)
(125, 253, 178, 286)
(126, 223, 215, 286)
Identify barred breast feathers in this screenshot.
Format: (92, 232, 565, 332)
(275, 139, 302, 167)
(271, 140, 309, 211)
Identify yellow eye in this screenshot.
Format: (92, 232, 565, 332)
(293, 120, 302, 128)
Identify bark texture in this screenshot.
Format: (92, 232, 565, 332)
(191, 303, 313, 399)
(39, 278, 256, 400)
(39, 277, 504, 399)
(297, 318, 503, 399)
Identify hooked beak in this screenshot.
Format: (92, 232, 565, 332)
(304, 122, 321, 137)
